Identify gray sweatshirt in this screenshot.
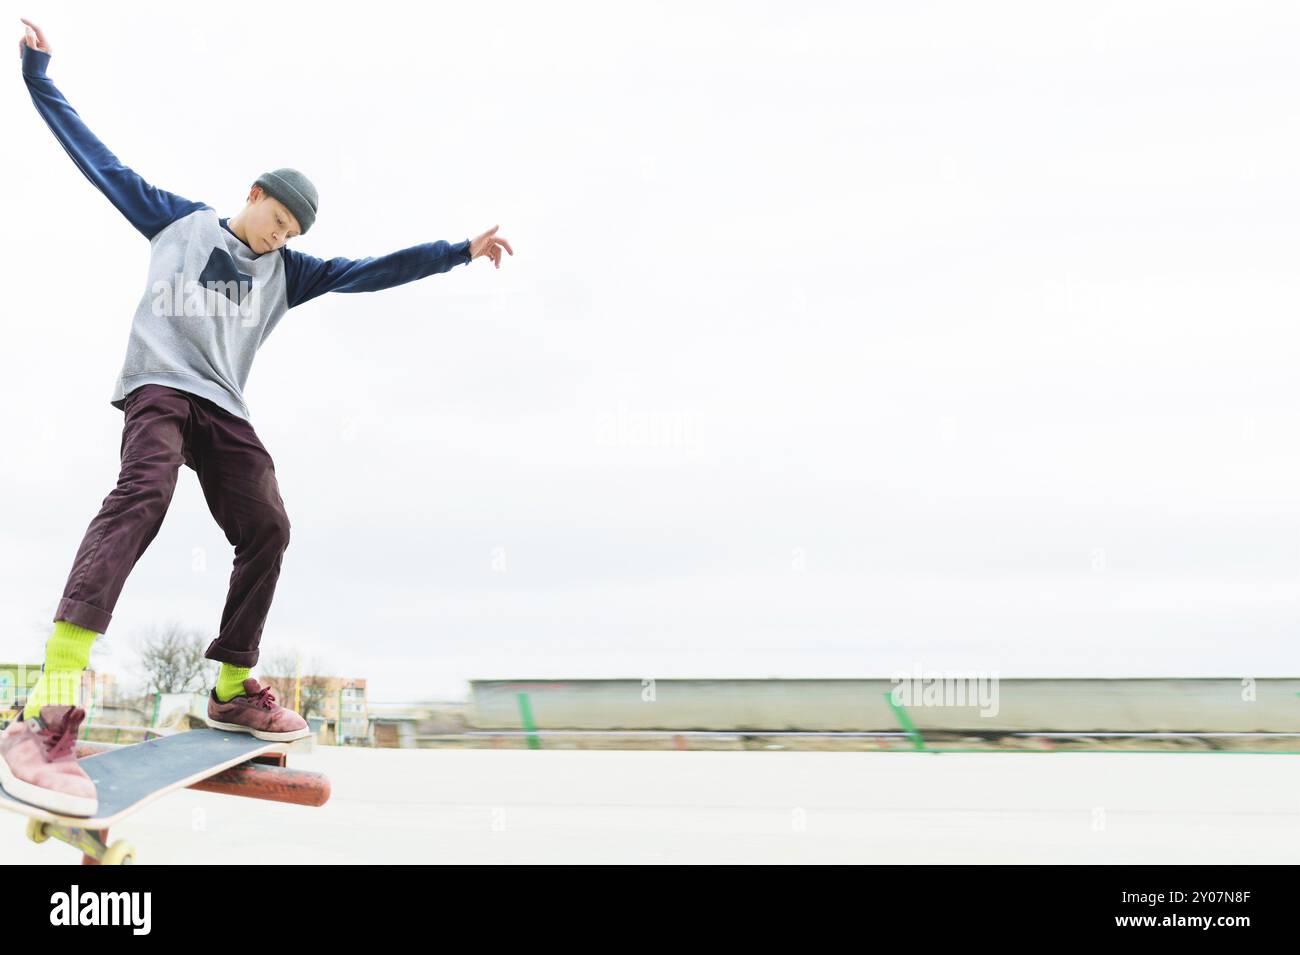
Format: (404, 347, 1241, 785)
(22, 44, 473, 421)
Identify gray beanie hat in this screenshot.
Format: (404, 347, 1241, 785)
(253, 167, 318, 235)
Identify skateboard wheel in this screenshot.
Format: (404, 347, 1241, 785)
(25, 818, 48, 844)
(102, 840, 136, 865)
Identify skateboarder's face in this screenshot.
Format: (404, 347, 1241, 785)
(242, 187, 302, 254)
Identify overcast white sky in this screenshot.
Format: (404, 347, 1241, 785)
(3, 1, 1300, 701)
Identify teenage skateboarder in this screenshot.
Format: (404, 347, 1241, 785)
(0, 18, 513, 814)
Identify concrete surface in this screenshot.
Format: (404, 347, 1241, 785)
(5, 747, 1299, 864)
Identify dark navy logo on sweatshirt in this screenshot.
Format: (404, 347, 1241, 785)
(199, 247, 254, 307)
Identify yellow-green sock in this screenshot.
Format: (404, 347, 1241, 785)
(215, 664, 253, 703)
(23, 620, 99, 719)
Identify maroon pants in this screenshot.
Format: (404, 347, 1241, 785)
(55, 384, 291, 667)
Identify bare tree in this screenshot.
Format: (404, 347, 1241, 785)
(136, 621, 215, 695)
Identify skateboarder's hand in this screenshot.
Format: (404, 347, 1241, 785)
(18, 17, 51, 59)
(470, 224, 513, 269)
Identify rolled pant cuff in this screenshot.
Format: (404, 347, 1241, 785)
(204, 639, 259, 668)
(54, 598, 111, 634)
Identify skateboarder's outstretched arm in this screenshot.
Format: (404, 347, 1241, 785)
(18, 18, 208, 241)
(282, 240, 471, 309)
(283, 226, 514, 310)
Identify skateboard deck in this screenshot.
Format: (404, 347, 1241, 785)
(0, 727, 292, 829)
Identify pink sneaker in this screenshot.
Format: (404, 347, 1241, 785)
(205, 678, 311, 742)
(0, 704, 98, 816)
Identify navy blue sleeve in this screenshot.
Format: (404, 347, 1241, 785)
(281, 238, 473, 310)
(21, 46, 210, 241)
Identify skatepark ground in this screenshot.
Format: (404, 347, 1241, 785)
(4, 747, 1298, 863)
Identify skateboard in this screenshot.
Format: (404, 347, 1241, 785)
(0, 727, 329, 864)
